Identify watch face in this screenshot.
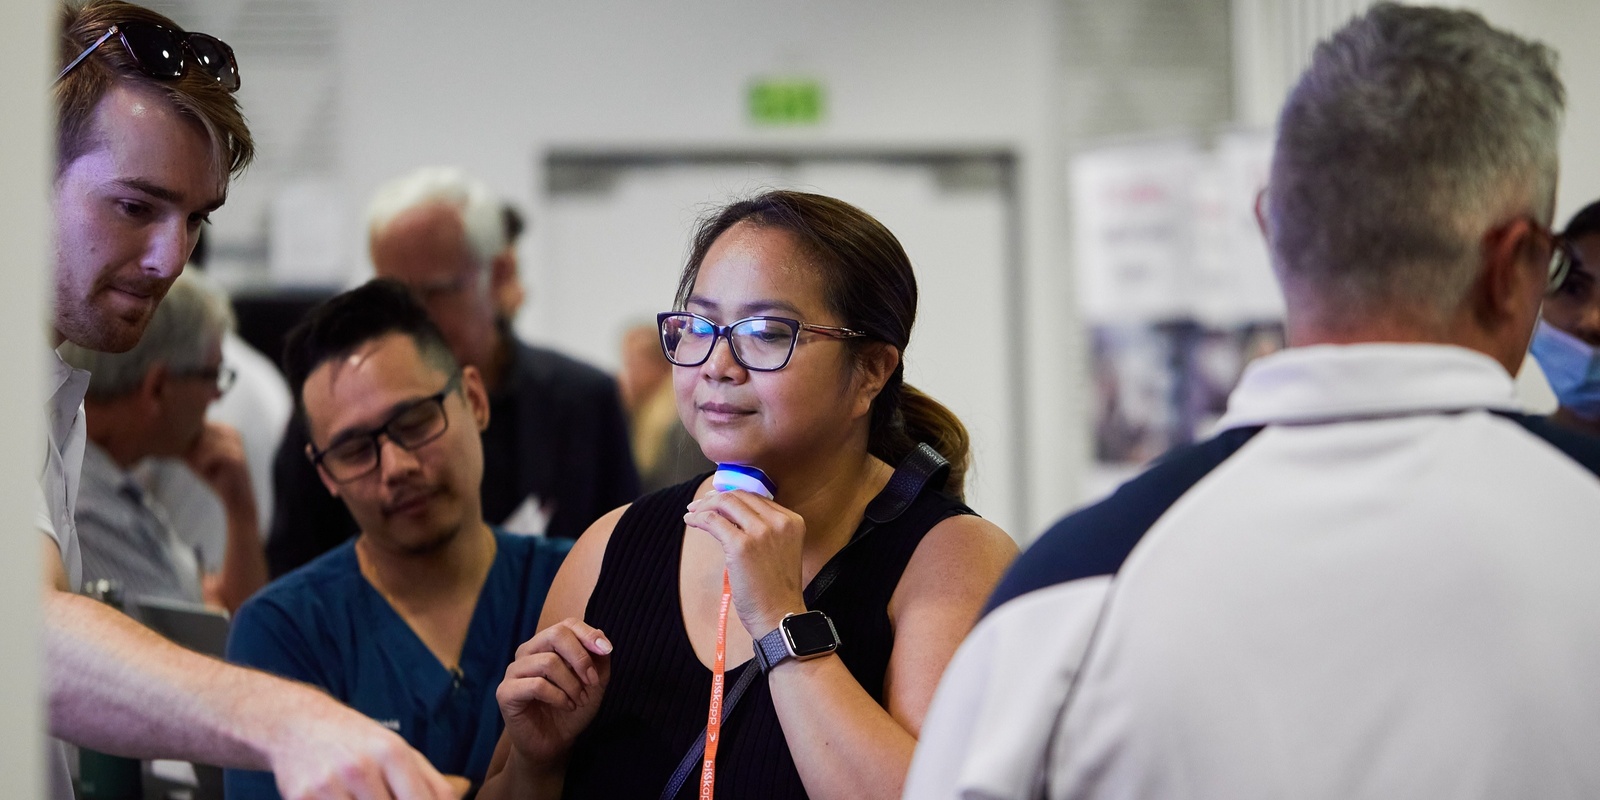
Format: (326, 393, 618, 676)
(782, 611, 839, 657)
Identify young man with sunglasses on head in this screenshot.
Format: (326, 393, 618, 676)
(225, 280, 572, 799)
(46, 2, 455, 798)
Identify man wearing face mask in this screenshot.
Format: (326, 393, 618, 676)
(1528, 200, 1600, 433)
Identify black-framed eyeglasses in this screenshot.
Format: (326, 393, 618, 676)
(173, 364, 236, 395)
(57, 21, 240, 92)
(1547, 233, 1578, 295)
(307, 374, 461, 483)
(657, 312, 867, 372)
(1525, 217, 1577, 294)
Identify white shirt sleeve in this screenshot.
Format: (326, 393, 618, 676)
(904, 577, 1114, 800)
(36, 474, 58, 539)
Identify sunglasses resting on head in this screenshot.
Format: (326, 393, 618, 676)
(58, 19, 240, 92)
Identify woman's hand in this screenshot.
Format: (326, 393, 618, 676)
(684, 490, 809, 637)
(495, 618, 612, 771)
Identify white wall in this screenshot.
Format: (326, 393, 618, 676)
(332, 0, 1077, 537)
(1, 0, 49, 795)
(1450, 0, 1600, 224)
(1232, 0, 1600, 223)
(338, 0, 1053, 206)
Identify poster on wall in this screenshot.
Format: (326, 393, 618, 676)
(1091, 321, 1285, 467)
(1070, 140, 1202, 323)
(1091, 324, 1181, 465)
(1181, 321, 1285, 437)
(1196, 129, 1281, 324)
(1071, 133, 1282, 325)
(1073, 133, 1286, 492)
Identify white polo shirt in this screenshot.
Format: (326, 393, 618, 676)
(41, 350, 90, 800)
(40, 350, 88, 590)
(907, 343, 1600, 800)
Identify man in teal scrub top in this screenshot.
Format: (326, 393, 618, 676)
(226, 280, 570, 798)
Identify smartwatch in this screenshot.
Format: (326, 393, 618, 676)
(753, 610, 840, 672)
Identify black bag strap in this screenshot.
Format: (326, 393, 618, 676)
(805, 443, 948, 603)
(658, 660, 761, 800)
(658, 443, 951, 800)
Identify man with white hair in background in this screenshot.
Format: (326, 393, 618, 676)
(267, 167, 639, 575)
(44, 2, 455, 797)
(61, 272, 266, 613)
(905, 4, 1600, 799)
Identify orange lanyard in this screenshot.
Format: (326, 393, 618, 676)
(700, 568, 733, 799)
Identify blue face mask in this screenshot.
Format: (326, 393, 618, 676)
(1529, 320, 1600, 419)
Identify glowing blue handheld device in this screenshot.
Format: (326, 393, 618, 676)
(711, 463, 776, 499)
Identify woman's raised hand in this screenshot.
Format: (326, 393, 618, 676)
(684, 489, 810, 637)
(496, 618, 613, 770)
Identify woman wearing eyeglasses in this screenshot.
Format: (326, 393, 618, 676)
(479, 190, 1017, 799)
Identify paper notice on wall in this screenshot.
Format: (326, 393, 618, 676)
(1070, 132, 1283, 325)
(269, 179, 346, 287)
(1075, 132, 1289, 478)
(1070, 140, 1202, 323)
(1216, 130, 1281, 322)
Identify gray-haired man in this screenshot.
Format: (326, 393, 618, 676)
(61, 273, 266, 613)
(906, 5, 1600, 799)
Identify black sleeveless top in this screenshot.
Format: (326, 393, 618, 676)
(562, 470, 973, 799)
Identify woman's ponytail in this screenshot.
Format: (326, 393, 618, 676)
(868, 373, 970, 500)
(899, 384, 969, 499)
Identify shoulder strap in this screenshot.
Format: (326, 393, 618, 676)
(807, 443, 949, 603)
(863, 443, 950, 525)
(658, 444, 950, 800)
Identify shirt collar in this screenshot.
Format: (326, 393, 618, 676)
(79, 439, 137, 494)
(1214, 343, 1522, 430)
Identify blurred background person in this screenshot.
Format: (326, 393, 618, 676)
(135, 231, 293, 583)
(61, 273, 267, 613)
(267, 167, 639, 576)
(494, 203, 528, 320)
(1528, 199, 1600, 434)
(228, 280, 571, 799)
(618, 320, 713, 492)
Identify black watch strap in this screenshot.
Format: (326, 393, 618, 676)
(753, 625, 792, 673)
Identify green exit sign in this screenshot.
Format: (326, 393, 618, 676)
(748, 79, 826, 126)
